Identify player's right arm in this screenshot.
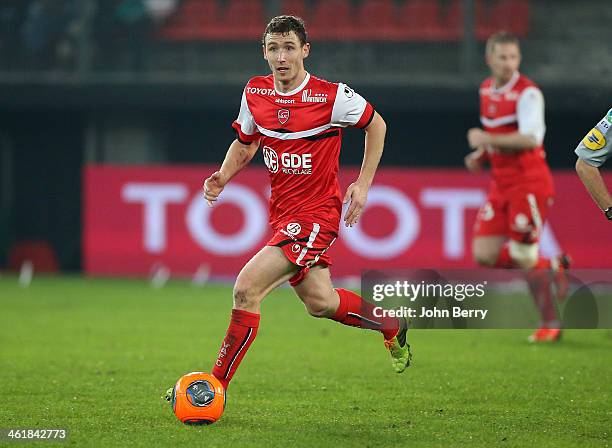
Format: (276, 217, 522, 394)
(574, 108, 612, 216)
(204, 85, 262, 207)
(575, 159, 612, 213)
(464, 145, 488, 173)
(203, 139, 260, 207)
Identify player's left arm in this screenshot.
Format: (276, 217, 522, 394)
(344, 111, 386, 227)
(468, 87, 545, 153)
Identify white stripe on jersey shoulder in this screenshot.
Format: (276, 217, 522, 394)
(257, 123, 334, 140)
(236, 89, 258, 136)
(480, 114, 518, 128)
(275, 72, 311, 96)
(330, 82, 367, 128)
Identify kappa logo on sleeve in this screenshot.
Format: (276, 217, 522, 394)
(344, 86, 354, 98)
(583, 128, 607, 151)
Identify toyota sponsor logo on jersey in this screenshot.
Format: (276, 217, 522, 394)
(262, 146, 312, 175)
(246, 87, 276, 96)
(301, 89, 328, 103)
(263, 146, 279, 173)
(277, 109, 290, 125)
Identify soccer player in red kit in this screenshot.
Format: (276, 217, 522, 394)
(202, 16, 411, 392)
(464, 31, 569, 342)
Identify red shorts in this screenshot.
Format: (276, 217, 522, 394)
(474, 187, 554, 244)
(267, 220, 337, 286)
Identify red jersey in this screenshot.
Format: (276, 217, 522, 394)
(232, 72, 374, 232)
(479, 72, 553, 194)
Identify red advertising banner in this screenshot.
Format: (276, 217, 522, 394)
(84, 165, 612, 278)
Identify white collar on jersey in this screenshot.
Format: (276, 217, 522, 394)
(491, 71, 520, 94)
(275, 72, 311, 96)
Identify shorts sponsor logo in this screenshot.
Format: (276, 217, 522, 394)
(278, 109, 290, 125)
(513, 213, 530, 232)
(286, 223, 302, 235)
(583, 128, 606, 151)
(263, 146, 279, 173)
(480, 202, 494, 221)
(291, 243, 301, 253)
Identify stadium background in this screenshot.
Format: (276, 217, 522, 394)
(1, 2, 612, 446)
(0, 0, 610, 274)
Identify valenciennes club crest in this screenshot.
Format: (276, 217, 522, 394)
(277, 109, 290, 125)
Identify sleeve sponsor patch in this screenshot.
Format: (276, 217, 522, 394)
(582, 128, 607, 151)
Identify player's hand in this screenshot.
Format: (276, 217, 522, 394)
(467, 128, 490, 149)
(343, 181, 368, 227)
(465, 149, 484, 173)
(203, 171, 227, 207)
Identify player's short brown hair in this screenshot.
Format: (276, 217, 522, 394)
(262, 15, 308, 46)
(485, 31, 520, 55)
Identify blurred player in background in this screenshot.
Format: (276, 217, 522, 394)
(200, 16, 410, 393)
(575, 108, 612, 220)
(464, 31, 570, 342)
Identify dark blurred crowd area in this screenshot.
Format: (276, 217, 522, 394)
(0, 0, 181, 71)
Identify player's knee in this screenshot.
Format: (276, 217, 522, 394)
(472, 244, 498, 267)
(508, 240, 538, 269)
(232, 283, 261, 310)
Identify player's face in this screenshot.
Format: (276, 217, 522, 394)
(263, 31, 310, 90)
(486, 43, 521, 86)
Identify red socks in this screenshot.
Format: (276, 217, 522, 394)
(210, 289, 400, 390)
(493, 244, 558, 327)
(332, 288, 399, 340)
(526, 270, 558, 327)
(212, 309, 260, 390)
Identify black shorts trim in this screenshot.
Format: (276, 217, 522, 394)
(274, 237, 310, 247)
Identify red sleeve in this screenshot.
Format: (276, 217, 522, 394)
(354, 103, 375, 129)
(232, 121, 259, 145)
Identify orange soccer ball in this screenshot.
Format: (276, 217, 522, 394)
(169, 372, 226, 425)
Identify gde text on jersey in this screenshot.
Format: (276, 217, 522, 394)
(263, 146, 312, 175)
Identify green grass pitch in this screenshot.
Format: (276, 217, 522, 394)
(0, 277, 610, 447)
